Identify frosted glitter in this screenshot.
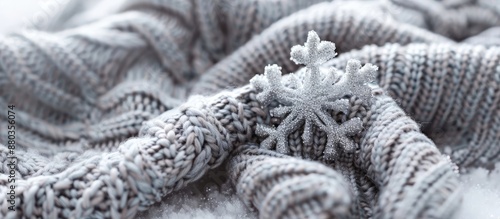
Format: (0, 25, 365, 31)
(250, 31, 377, 160)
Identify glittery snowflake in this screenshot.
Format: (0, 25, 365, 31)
(250, 30, 377, 160)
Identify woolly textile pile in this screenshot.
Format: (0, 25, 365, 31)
(0, 0, 499, 218)
(137, 163, 500, 219)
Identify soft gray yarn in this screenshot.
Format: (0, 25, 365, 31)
(0, 0, 498, 218)
(228, 145, 353, 219)
(192, 1, 453, 95)
(326, 43, 500, 168)
(228, 76, 461, 219)
(385, 0, 500, 40)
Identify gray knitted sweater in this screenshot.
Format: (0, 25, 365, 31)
(0, 0, 499, 218)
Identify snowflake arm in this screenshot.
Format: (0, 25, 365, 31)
(257, 110, 304, 154)
(332, 59, 378, 103)
(290, 31, 337, 66)
(250, 30, 376, 160)
(251, 64, 298, 106)
(291, 31, 337, 93)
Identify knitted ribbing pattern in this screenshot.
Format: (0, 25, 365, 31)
(193, 41, 500, 168)
(0, 72, 462, 219)
(358, 91, 461, 219)
(228, 145, 353, 219)
(228, 84, 461, 219)
(0, 84, 267, 218)
(192, 1, 452, 95)
(0, 0, 498, 218)
(325, 43, 500, 168)
(1, 0, 497, 156)
(0, 14, 184, 154)
(0, 0, 329, 155)
(385, 0, 500, 40)
(193, 0, 500, 94)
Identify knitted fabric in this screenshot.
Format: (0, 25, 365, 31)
(326, 43, 500, 168)
(0, 0, 498, 218)
(228, 145, 353, 219)
(227, 73, 460, 219)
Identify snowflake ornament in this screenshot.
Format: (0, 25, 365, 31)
(250, 30, 377, 160)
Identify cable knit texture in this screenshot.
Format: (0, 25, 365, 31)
(0, 0, 498, 218)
